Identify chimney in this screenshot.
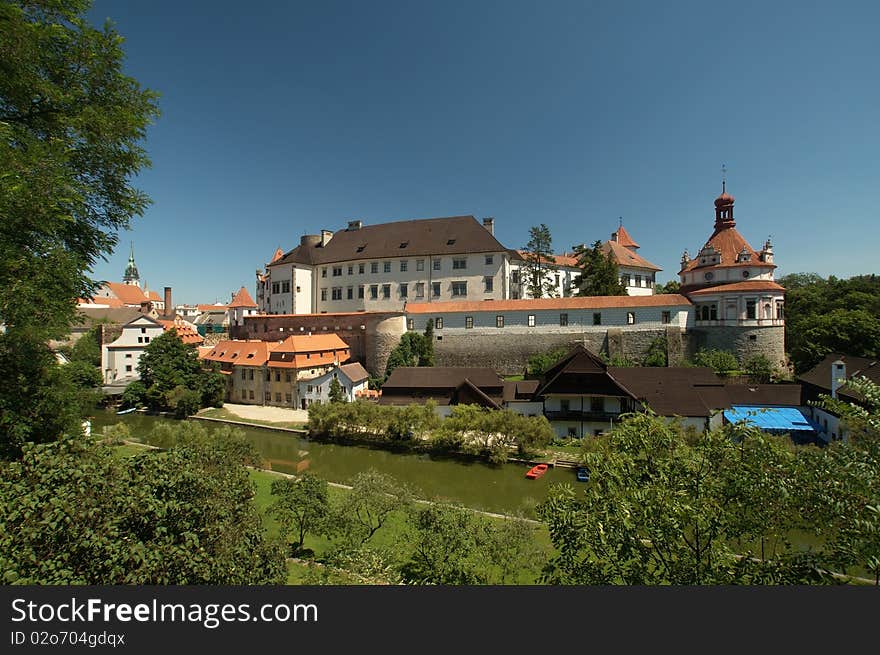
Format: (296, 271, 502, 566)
(347, 220, 363, 231)
(482, 217, 495, 235)
(320, 229, 333, 246)
(831, 359, 846, 399)
(164, 287, 172, 319)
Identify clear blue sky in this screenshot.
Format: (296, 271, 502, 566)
(87, 0, 880, 305)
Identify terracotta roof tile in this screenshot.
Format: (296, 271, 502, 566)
(405, 294, 691, 314)
(159, 319, 204, 345)
(201, 334, 352, 369)
(681, 226, 775, 273)
(202, 340, 272, 367)
(611, 225, 639, 249)
(101, 282, 149, 306)
(516, 250, 580, 268)
(197, 304, 229, 311)
(229, 287, 257, 308)
(601, 240, 662, 271)
(146, 290, 162, 302)
(687, 280, 786, 295)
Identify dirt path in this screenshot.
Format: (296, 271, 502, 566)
(221, 403, 309, 424)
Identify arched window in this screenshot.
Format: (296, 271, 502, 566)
(764, 303, 772, 319)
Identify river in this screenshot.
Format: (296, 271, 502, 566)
(90, 410, 577, 516)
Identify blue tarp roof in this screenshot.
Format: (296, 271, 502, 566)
(723, 406, 820, 432)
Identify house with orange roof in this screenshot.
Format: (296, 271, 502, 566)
(200, 333, 356, 408)
(228, 286, 259, 330)
(599, 224, 662, 296)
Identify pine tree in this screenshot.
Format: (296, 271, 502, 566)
(420, 319, 436, 367)
(574, 240, 627, 296)
(522, 224, 558, 299)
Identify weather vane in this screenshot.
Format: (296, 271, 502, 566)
(721, 163, 727, 193)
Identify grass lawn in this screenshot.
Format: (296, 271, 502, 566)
(197, 407, 307, 430)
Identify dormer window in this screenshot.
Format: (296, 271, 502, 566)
(446, 239, 456, 245)
(399, 242, 408, 248)
(356, 245, 365, 253)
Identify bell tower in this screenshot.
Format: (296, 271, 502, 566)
(123, 243, 141, 287)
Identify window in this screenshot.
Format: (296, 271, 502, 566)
(560, 399, 570, 412)
(141, 327, 146, 334)
(763, 303, 772, 319)
(137, 337, 143, 343)
(370, 285, 378, 299)
(332, 287, 343, 300)
(383, 261, 391, 273)
(446, 239, 456, 245)
(285, 373, 291, 383)
(265, 370, 271, 381)
(144, 337, 149, 343)
(465, 316, 473, 329)
(432, 282, 441, 297)
(399, 241, 409, 249)
(125, 365, 132, 372)
(382, 284, 391, 299)
(282, 281, 290, 293)
(249, 369, 254, 380)
(400, 283, 408, 298)
(496, 315, 504, 328)
(704, 272, 714, 281)
(347, 287, 354, 300)
(275, 393, 281, 402)
(333, 266, 342, 277)
(453, 258, 467, 270)
(125, 353, 132, 358)
(416, 259, 425, 271)
(591, 397, 604, 412)
(662, 311, 671, 324)
(358, 285, 365, 299)
(275, 371, 281, 382)
(371, 262, 379, 274)
(511, 270, 520, 284)
(743, 270, 750, 278)
(307, 385, 313, 393)
(627, 312, 635, 325)
(621, 274, 631, 286)
(321, 288, 327, 301)
(265, 392, 271, 401)
(322, 268, 327, 278)
(407, 318, 414, 330)
(528, 315, 535, 327)
(435, 317, 443, 329)
(776, 301, 784, 319)
(400, 260, 408, 272)
(560, 313, 569, 327)
(272, 282, 280, 294)
(241, 369, 246, 380)
(484, 276, 494, 293)
(485, 255, 493, 265)
(746, 299, 757, 319)
(285, 393, 292, 403)
(415, 282, 425, 298)
(452, 281, 467, 297)
(635, 275, 642, 287)
(433, 259, 441, 271)
(593, 313, 601, 325)
(241, 390, 247, 400)
(359, 263, 365, 274)
(356, 246, 365, 253)
(249, 390, 254, 400)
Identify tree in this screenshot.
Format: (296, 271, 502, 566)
(420, 319, 435, 367)
(522, 224, 558, 299)
(384, 331, 427, 379)
(137, 329, 225, 415)
(574, 240, 627, 297)
(0, 0, 159, 456)
(331, 469, 412, 547)
(642, 336, 668, 367)
(482, 514, 545, 584)
(693, 348, 740, 375)
(655, 280, 681, 295)
(269, 472, 330, 554)
(0, 423, 286, 584)
(0, 0, 159, 336)
(744, 354, 774, 383)
(526, 346, 568, 379)
(328, 376, 346, 403)
(69, 327, 102, 367)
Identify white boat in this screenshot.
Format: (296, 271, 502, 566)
(116, 407, 137, 415)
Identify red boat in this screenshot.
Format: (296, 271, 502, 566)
(525, 464, 549, 479)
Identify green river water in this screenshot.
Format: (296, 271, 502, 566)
(90, 410, 577, 516)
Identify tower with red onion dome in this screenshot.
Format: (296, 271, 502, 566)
(678, 182, 786, 369)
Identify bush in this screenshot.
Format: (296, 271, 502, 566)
(693, 348, 740, 375)
(743, 354, 774, 383)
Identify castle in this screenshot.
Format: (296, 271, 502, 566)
(240, 186, 786, 376)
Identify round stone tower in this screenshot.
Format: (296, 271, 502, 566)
(679, 184, 786, 369)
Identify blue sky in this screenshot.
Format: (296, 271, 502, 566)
(87, 0, 880, 305)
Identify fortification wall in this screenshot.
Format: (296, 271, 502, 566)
(688, 325, 786, 369)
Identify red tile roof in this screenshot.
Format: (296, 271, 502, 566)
(197, 303, 229, 311)
(611, 225, 639, 249)
(159, 319, 204, 344)
(146, 290, 162, 302)
(102, 282, 149, 306)
(516, 250, 580, 268)
(687, 280, 786, 295)
(681, 226, 775, 273)
(406, 294, 691, 314)
(270, 248, 284, 263)
(202, 334, 351, 369)
(202, 340, 272, 366)
(229, 286, 257, 308)
(601, 240, 661, 271)
(79, 296, 126, 308)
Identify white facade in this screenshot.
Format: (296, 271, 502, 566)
(101, 315, 164, 383)
(297, 366, 369, 406)
(508, 261, 581, 299)
(618, 266, 657, 296)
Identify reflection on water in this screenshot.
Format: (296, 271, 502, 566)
(91, 410, 575, 516)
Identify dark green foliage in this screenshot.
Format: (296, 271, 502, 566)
(642, 336, 667, 367)
(269, 472, 330, 552)
(136, 329, 225, 415)
(574, 240, 627, 297)
(330, 469, 412, 547)
(420, 319, 435, 367)
(0, 423, 286, 584)
(655, 280, 681, 295)
(384, 320, 437, 379)
(526, 346, 568, 378)
(0, 332, 86, 459)
(522, 224, 558, 299)
(743, 354, 775, 383)
(778, 273, 880, 373)
(69, 327, 102, 367)
(693, 348, 740, 374)
(437, 405, 554, 463)
(0, 0, 160, 336)
(119, 380, 146, 409)
(328, 376, 345, 403)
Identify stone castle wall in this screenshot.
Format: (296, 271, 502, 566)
(688, 325, 787, 369)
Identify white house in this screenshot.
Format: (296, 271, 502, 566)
(297, 362, 370, 406)
(101, 315, 164, 384)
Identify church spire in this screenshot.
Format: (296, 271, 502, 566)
(123, 242, 141, 286)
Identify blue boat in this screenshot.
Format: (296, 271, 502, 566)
(576, 466, 590, 482)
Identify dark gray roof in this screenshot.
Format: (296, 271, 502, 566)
(723, 383, 802, 407)
(271, 215, 508, 267)
(339, 362, 369, 384)
(74, 307, 142, 327)
(798, 353, 880, 401)
(382, 367, 504, 390)
(609, 367, 729, 417)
